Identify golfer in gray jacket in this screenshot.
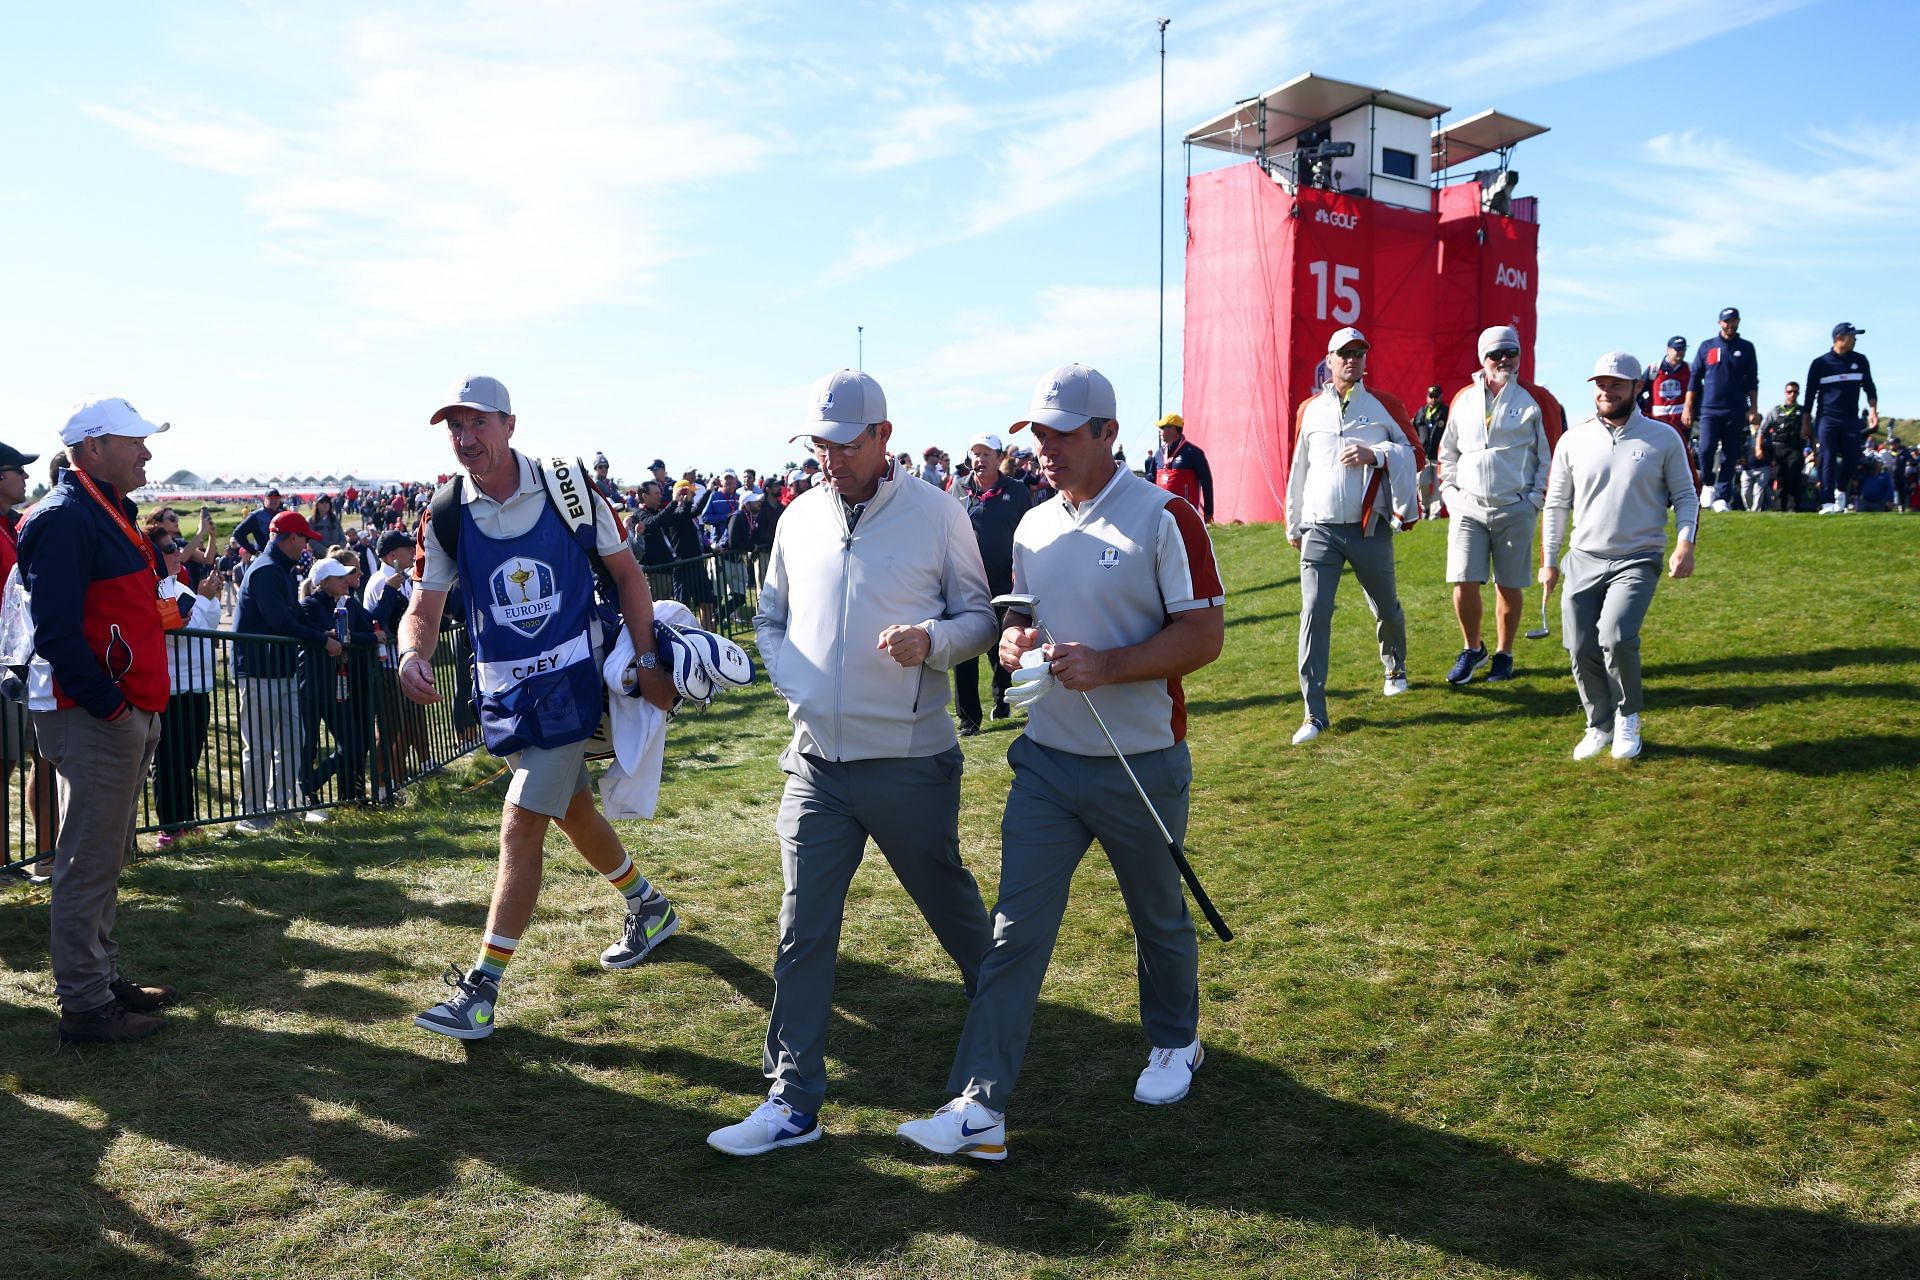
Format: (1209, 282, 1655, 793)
(1540, 352, 1699, 762)
(706, 368, 999, 1157)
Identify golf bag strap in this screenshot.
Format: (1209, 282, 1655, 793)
(417, 458, 611, 584)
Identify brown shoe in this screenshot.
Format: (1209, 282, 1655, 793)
(109, 976, 180, 1012)
(58, 1000, 166, 1045)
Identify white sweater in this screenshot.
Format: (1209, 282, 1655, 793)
(755, 463, 996, 762)
(1440, 373, 1560, 516)
(1286, 381, 1421, 540)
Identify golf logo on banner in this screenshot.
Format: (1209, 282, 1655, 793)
(488, 557, 562, 638)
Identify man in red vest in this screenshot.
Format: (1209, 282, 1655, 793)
(1639, 336, 1690, 440)
(1147, 413, 1214, 522)
(19, 399, 176, 1044)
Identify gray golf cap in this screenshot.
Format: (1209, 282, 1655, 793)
(431, 375, 512, 424)
(794, 368, 887, 445)
(1011, 363, 1116, 433)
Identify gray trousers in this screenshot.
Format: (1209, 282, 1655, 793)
(34, 706, 162, 1014)
(1298, 521, 1406, 726)
(238, 677, 301, 813)
(948, 736, 1198, 1111)
(765, 745, 992, 1115)
(1561, 548, 1662, 731)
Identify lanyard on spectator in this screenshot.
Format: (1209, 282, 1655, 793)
(70, 464, 160, 580)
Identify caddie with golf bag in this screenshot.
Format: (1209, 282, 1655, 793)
(898, 363, 1227, 1163)
(397, 375, 684, 1041)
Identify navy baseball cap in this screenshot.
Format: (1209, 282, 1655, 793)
(1832, 322, 1865, 338)
(1718, 307, 1740, 322)
(1667, 335, 1688, 351)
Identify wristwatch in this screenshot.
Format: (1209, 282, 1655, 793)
(636, 651, 658, 669)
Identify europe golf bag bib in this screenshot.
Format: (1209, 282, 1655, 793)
(454, 497, 604, 756)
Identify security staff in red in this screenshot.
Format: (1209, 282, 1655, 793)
(1148, 413, 1214, 522)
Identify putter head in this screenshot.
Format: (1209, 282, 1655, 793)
(991, 593, 1038, 613)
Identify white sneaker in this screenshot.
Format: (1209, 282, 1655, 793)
(1291, 719, 1324, 745)
(1382, 672, 1409, 696)
(303, 809, 330, 824)
(1699, 486, 1710, 506)
(1134, 1038, 1204, 1105)
(896, 1097, 1007, 1161)
(233, 817, 277, 835)
(1572, 727, 1611, 761)
(1711, 498, 1730, 513)
(1611, 713, 1643, 760)
(706, 1098, 821, 1156)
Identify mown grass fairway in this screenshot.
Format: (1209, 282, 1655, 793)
(4, 514, 1917, 1279)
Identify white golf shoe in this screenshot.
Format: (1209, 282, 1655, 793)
(897, 1097, 1008, 1161)
(706, 1098, 821, 1156)
(1382, 671, 1410, 696)
(1611, 713, 1643, 760)
(1134, 1038, 1204, 1105)
(1572, 727, 1611, 761)
(1291, 719, 1325, 745)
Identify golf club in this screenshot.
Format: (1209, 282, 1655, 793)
(991, 592, 1233, 942)
(1525, 589, 1551, 640)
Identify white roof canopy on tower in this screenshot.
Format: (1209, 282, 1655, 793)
(1431, 109, 1549, 171)
(1185, 72, 1449, 156)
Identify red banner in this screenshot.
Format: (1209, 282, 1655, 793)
(1183, 167, 1542, 524)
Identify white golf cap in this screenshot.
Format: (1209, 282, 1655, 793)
(430, 375, 512, 424)
(969, 432, 1006, 453)
(794, 368, 887, 445)
(61, 397, 170, 448)
(306, 558, 354, 587)
(1010, 363, 1116, 433)
(1326, 326, 1369, 354)
(1477, 325, 1522, 358)
(1588, 351, 1644, 382)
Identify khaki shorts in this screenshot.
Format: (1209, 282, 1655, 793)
(504, 738, 593, 818)
(1446, 503, 1537, 589)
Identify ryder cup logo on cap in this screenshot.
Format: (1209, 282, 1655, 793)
(1477, 325, 1522, 359)
(969, 432, 1005, 453)
(795, 369, 887, 445)
(1010, 363, 1116, 432)
(1588, 351, 1644, 382)
(430, 375, 512, 424)
(1325, 326, 1369, 354)
(61, 397, 170, 448)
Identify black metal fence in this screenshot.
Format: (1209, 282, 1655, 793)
(0, 551, 764, 876)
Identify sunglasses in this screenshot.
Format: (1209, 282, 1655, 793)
(1485, 348, 1521, 362)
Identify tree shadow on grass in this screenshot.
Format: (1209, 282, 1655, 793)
(8, 953, 1915, 1278)
(1662, 733, 1920, 777)
(1648, 645, 1920, 680)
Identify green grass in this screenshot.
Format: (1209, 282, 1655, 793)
(4, 514, 1918, 1279)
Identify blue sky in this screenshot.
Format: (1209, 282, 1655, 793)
(3, 0, 1913, 484)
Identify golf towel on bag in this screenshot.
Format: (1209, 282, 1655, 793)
(595, 601, 756, 820)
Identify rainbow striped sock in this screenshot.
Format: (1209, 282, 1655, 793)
(603, 855, 653, 909)
(474, 931, 518, 981)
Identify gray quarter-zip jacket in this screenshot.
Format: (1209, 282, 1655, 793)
(755, 462, 996, 762)
(1542, 409, 1699, 564)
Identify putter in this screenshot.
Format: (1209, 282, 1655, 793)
(992, 592, 1233, 942)
(1525, 592, 1551, 641)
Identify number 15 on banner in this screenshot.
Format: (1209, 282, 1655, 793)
(1308, 261, 1361, 324)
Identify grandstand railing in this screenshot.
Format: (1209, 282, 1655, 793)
(0, 550, 764, 875)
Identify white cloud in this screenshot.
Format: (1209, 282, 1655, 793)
(930, 0, 1157, 72)
(86, 4, 772, 331)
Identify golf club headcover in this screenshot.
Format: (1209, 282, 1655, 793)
(651, 619, 757, 711)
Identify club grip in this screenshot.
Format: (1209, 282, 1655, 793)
(1168, 840, 1233, 942)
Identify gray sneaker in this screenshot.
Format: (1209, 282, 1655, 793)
(414, 966, 500, 1040)
(600, 888, 680, 969)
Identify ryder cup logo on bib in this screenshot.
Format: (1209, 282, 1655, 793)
(488, 557, 563, 637)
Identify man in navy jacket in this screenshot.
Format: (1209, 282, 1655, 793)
(1683, 307, 1760, 511)
(20, 398, 175, 1044)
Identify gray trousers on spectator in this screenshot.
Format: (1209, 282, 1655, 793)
(1739, 463, 1773, 512)
(1298, 521, 1406, 726)
(239, 676, 301, 813)
(765, 745, 992, 1115)
(34, 706, 162, 1014)
(949, 736, 1198, 1112)
(1561, 548, 1662, 732)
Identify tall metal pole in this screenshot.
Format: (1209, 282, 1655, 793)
(857, 325, 864, 371)
(1157, 18, 1170, 421)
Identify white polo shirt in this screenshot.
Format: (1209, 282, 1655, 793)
(1012, 466, 1224, 758)
(417, 450, 627, 593)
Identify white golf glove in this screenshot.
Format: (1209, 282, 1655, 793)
(1004, 651, 1054, 711)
